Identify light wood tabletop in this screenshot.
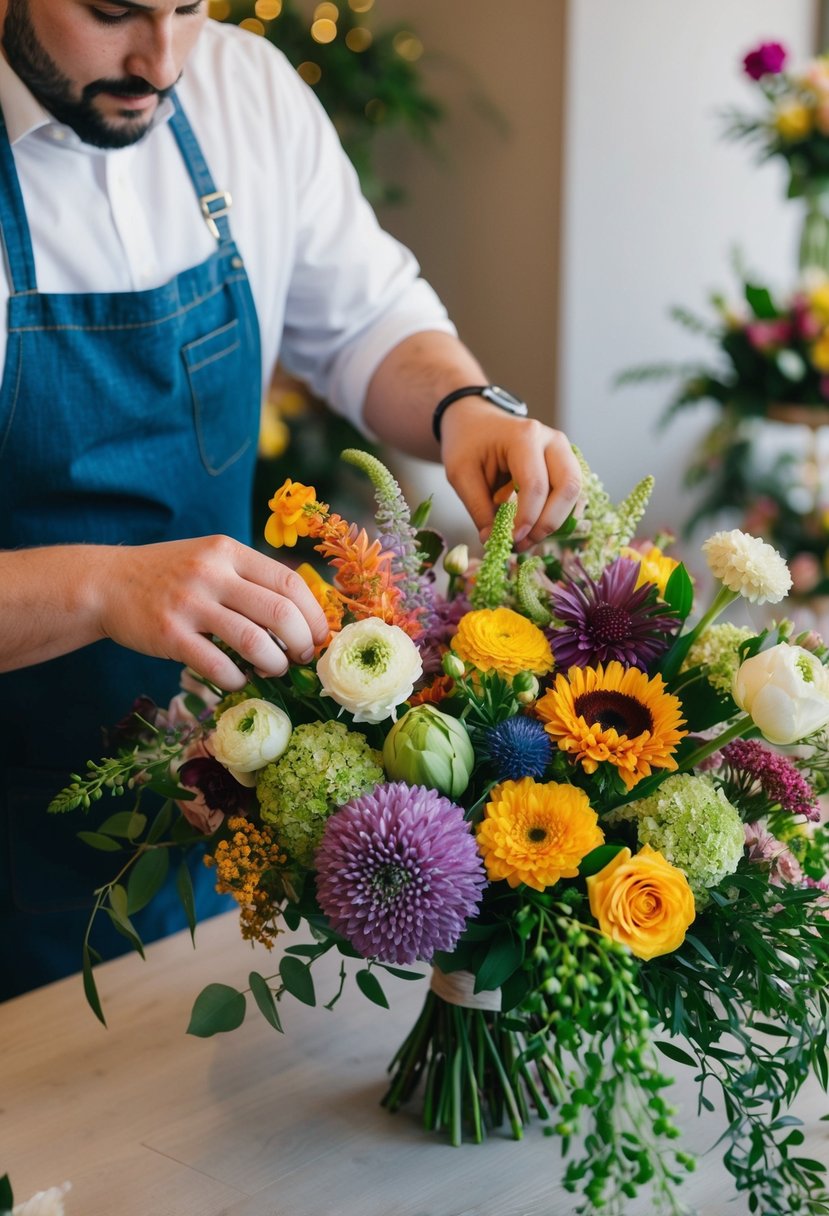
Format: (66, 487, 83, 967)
(2, 911, 827, 1216)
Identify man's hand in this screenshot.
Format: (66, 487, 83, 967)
(0, 538, 330, 689)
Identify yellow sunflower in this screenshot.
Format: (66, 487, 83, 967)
(476, 777, 604, 891)
(452, 607, 554, 679)
(535, 661, 686, 791)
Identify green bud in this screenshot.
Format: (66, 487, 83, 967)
(289, 665, 321, 695)
(382, 704, 475, 798)
(441, 651, 466, 681)
(443, 543, 469, 576)
(512, 671, 540, 702)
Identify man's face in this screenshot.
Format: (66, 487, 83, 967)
(1, 0, 208, 148)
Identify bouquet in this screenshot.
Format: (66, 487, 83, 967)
(50, 449, 829, 1215)
(619, 270, 829, 576)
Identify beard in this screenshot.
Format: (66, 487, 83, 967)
(2, 0, 175, 149)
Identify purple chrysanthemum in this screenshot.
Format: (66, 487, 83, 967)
(548, 557, 681, 670)
(743, 41, 787, 81)
(721, 739, 820, 821)
(484, 717, 552, 781)
(315, 782, 486, 965)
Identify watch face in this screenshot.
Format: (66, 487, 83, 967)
(483, 386, 528, 414)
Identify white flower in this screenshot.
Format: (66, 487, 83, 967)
(13, 1184, 71, 1216)
(732, 643, 829, 745)
(702, 529, 792, 603)
(212, 698, 292, 785)
(316, 618, 423, 724)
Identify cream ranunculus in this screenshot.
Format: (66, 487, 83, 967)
(211, 698, 293, 785)
(316, 617, 423, 724)
(732, 643, 829, 745)
(702, 529, 792, 604)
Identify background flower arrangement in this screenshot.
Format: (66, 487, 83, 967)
(51, 451, 829, 1215)
(621, 40, 829, 603)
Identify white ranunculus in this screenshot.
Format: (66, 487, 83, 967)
(732, 643, 829, 745)
(316, 617, 423, 724)
(212, 698, 292, 784)
(702, 529, 792, 604)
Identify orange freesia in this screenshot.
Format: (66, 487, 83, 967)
(296, 562, 344, 638)
(264, 479, 325, 548)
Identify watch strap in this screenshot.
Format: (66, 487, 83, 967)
(432, 385, 527, 442)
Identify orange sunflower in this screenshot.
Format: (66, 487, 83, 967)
(535, 661, 686, 791)
(476, 777, 604, 891)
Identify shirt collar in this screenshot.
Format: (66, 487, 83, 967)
(0, 53, 175, 150)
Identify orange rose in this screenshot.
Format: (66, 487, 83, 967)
(587, 844, 695, 960)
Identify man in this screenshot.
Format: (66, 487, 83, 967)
(0, 0, 580, 999)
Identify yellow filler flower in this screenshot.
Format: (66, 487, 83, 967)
(452, 607, 554, 680)
(477, 776, 604, 891)
(536, 661, 686, 791)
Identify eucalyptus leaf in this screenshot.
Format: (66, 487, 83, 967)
(279, 955, 316, 1006)
(176, 861, 196, 943)
(187, 983, 246, 1037)
(249, 971, 283, 1032)
(355, 968, 389, 1008)
(77, 829, 122, 852)
(98, 810, 146, 838)
(127, 847, 170, 915)
(82, 942, 106, 1027)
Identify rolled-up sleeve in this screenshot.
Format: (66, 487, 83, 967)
(275, 65, 456, 431)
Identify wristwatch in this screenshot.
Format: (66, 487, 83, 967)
(432, 385, 529, 442)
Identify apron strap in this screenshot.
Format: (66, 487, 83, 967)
(168, 92, 234, 246)
(0, 106, 38, 295)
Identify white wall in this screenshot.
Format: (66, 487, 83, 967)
(560, 0, 816, 557)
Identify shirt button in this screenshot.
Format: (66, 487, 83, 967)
(231, 256, 244, 269)
(51, 129, 66, 142)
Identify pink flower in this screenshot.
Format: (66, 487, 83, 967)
(743, 41, 787, 81)
(744, 822, 804, 885)
(744, 318, 793, 351)
(173, 736, 253, 834)
(789, 551, 823, 596)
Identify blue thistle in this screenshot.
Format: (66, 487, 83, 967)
(484, 717, 553, 781)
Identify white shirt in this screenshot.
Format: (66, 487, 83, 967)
(0, 19, 455, 429)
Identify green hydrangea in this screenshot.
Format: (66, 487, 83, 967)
(256, 720, 383, 866)
(607, 773, 744, 909)
(681, 622, 755, 696)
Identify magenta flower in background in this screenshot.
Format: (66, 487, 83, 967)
(548, 556, 681, 670)
(744, 318, 794, 352)
(720, 739, 820, 821)
(315, 782, 486, 965)
(743, 41, 787, 81)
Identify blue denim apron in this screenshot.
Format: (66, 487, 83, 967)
(0, 96, 262, 999)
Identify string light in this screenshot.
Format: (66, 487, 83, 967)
(254, 0, 282, 18)
(392, 31, 423, 62)
(345, 27, 372, 52)
(310, 17, 337, 43)
(298, 61, 323, 85)
(240, 16, 266, 35)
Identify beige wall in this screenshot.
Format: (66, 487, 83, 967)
(373, 0, 566, 427)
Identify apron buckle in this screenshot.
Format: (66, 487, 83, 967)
(200, 190, 233, 240)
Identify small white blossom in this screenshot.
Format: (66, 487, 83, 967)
(13, 1184, 70, 1216)
(702, 529, 792, 604)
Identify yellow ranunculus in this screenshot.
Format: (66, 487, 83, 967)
(773, 99, 812, 142)
(452, 607, 554, 679)
(586, 844, 695, 960)
(619, 545, 679, 598)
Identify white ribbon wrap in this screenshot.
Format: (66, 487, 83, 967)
(429, 966, 502, 1012)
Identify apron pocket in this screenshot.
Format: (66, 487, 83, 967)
(182, 319, 252, 476)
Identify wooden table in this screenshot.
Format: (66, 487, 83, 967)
(2, 912, 827, 1216)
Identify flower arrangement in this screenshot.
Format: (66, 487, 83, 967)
(50, 449, 829, 1215)
(619, 269, 829, 584)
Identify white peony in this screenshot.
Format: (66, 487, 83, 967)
(702, 529, 792, 604)
(316, 618, 423, 724)
(732, 643, 829, 745)
(211, 698, 292, 786)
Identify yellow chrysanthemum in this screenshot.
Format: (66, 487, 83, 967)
(619, 545, 679, 598)
(807, 278, 829, 323)
(452, 607, 554, 679)
(535, 661, 687, 791)
(296, 562, 344, 636)
(477, 777, 604, 891)
(813, 328, 829, 374)
(264, 478, 325, 548)
(773, 99, 812, 142)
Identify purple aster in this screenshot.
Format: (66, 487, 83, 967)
(548, 557, 681, 670)
(315, 782, 486, 965)
(743, 41, 787, 81)
(484, 717, 552, 781)
(720, 740, 820, 821)
(417, 592, 471, 675)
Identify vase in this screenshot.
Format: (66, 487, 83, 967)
(799, 186, 829, 274)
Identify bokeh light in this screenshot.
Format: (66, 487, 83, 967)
(311, 17, 338, 44)
(208, 0, 231, 19)
(240, 16, 266, 35)
(345, 27, 372, 52)
(348, 0, 374, 10)
(254, 0, 282, 18)
(297, 61, 323, 85)
(313, 2, 340, 20)
(392, 31, 423, 62)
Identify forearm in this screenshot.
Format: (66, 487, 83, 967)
(362, 331, 489, 460)
(0, 546, 109, 672)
